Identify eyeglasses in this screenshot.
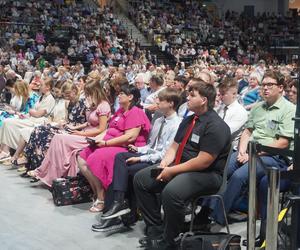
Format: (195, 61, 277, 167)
(259, 82, 279, 88)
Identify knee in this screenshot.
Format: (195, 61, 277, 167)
(114, 152, 127, 166)
(77, 156, 88, 172)
(162, 185, 182, 208)
(230, 170, 247, 186)
(133, 170, 143, 191)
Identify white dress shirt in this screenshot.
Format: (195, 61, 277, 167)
(138, 112, 182, 163)
(216, 100, 248, 134)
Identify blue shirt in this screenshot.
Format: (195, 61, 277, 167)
(138, 113, 182, 163)
(242, 87, 260, 106)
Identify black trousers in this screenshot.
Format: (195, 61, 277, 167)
(133, 165, 222, 244)
(104, 152, 153, 210)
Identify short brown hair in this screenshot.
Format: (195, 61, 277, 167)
(189, 79, 216, 110)
(158, 88, 181, 110)
(150, 75, 164, 86)
(263, 70, 285, 87)
(218, 77, 238, 92)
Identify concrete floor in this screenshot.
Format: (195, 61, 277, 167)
(0, 165, 249, 250)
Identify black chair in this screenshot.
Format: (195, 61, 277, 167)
(189, 144, 234, 234)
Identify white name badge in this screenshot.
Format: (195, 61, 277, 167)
(191, 133, 200, 143)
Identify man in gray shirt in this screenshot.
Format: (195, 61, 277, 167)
(92, 88, 182, 232)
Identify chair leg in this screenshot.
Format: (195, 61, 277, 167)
(219, 197, 230, 234)
(189, 200, 198, 232)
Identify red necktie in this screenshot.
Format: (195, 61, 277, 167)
(175, 115, 198, 165)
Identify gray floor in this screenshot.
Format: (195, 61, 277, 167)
(0, 164, 249, 250)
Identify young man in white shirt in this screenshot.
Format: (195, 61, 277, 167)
(216, 77, 248, 145)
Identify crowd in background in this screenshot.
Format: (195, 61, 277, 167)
(129, 0, 300, 65)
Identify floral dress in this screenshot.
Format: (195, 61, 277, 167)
(0, 92, 39, 127)
(24, 99, 87, 171)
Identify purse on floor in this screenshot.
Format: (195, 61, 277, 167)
(51, 174, 93, 206)
(180, 232, 241, 250)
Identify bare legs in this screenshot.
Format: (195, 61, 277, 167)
(77, 155, 105, 212)
(0, 144, 11, 161)
(11, 137, 28, 164)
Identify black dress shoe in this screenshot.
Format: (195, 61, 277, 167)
(242, 236, 263, 247)
(121, 209, 138, 227)
(101, 201, 131, 220)
(92, 217, 123, 232)
(30, 177, 39, 183)
(139, 234, 163, 247)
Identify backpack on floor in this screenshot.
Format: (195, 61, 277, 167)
(51, 174, 93, 206)
(180, 232, 241, 250)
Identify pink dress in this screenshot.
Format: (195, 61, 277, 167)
(80, 106, 151, 189)
(35, 101, 111, 187)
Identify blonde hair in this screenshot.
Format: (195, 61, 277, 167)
(84, 79, 109, 106)
(14, 80, 30, 105)
(61, 80, 79, 98)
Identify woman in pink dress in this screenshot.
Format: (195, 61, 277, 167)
(77, 84, 151, 212)
(28, 80, 111, 186)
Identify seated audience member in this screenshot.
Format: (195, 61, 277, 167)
(288, 80, 297, 105)
(173, 76, 189, 107)
(27, 79, 111, 185)
(133, 80, 231, 249)
(215, 77, 248, 145)
(0, 79, 39, 127)
(177, 77, 196, 118)
(135, 73, 151, 105)
(92, 88, 182, 232)
(77, 85, 151, 213)
(235, 67, 248, 94)
(207, 70, 295, 229)
(152, 77, 188, 124)
(0, 78, 56, 162)
(164, 70, 175, 87)
(29, 70, 42, 92)
(240, 72, 261, 110)
(243, 80, 298, 247)
(143, 75, 165, 116)
(6, 80, 67, 166)
(22, 82, 86, 173)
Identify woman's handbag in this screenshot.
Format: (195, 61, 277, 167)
(52, 174, 93, 206)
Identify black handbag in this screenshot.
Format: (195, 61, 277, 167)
(51, 174, 93, 206)
(180, 232, 241, 250)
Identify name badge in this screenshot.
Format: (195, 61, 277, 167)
(191, 133, 200, 143)
(267, 120, 277, 130)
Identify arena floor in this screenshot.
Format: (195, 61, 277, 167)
(0, 165, 250, 250)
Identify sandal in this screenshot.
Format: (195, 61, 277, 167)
(12, 158, 28, 167)
(27, 170, 38, 178)
(17, 166, 27, 172)
(2, 159, 12, 166)
(89, 199, 105, 213)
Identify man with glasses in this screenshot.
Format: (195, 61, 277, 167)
(205, 70, 295, 241)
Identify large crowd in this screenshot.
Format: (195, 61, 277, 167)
(0, 0, 299, 249)
(129, 0, 300, 65)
